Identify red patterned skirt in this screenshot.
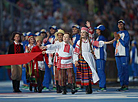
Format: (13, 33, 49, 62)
(76, 54, 93, 86)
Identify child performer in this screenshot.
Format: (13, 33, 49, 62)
(25, 36, 36, 53)
(73, 27, 99, 94)
(73, 27, 114, 94)
(43, 33, 77, 95)
(8, 32, 24, 92)
(31, 36, 47, 93)
(23, 35, 36, 91)
(130, 40, 138, 81)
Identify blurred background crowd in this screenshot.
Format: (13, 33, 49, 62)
(0, 0, 138, 81)
(0, 0, 138, 54)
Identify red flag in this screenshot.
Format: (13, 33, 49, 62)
(0, 52, 41, 66)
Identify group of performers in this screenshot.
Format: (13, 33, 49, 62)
(8, 20, 133, 94)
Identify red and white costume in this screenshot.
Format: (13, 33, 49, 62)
(46, 42, 73, 70)
(31, 45, 47, 71)
(25, 44, 36, 53)
(52, 40, 63, 66)
(88, 26, 94, 40)
(73, 39, 105, 83)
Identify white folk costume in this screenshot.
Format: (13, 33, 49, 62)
(73, 27, 105, 83)
(52, 40, 63, 93)
(73, 27, 105, 94)
(73, 39, 99, 84)
(46, 41, 76, 94)
(24, 40, 36, 91)
(46, 42, 73, 70)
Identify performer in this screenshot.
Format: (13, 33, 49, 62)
(40, 29, 47, 38)
(130, 40, 138, 81)
(8, 32, 24, 92)
(94, 25, 107, 91)
(70, 25, 81, 88)
(22, 32, 29, 51)
(40, 29, 50, 46)
(21, 32, 29, 89)
(74, 27, 99, 94)
(24, 35, 36, 91)
(71, 23, 94, 88)
(113, 20, 130, 91)
(53, 29, 64, 93)
(71, 25, 81, 48)
(47, 25, 58, 89)
(47, 25, 58, 44)
(31, 36, 47, 93)
(43, 33, 77, 95)
(42, 27, 56, 90)
(73, 27, 108, 94)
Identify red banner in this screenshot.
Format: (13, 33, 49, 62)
(0, 52, 42, 66)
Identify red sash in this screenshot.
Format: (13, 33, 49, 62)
(57, 56, 72, 70)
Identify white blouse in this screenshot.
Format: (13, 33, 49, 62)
(46, 42, 73, 69)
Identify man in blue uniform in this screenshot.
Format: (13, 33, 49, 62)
(113, 20, 130, 91)
(72, 25, 81, 48)
(21, 32, 29, 89)
(43, 26, 58, 90)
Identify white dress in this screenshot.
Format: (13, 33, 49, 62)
(73, 39, 104, 83)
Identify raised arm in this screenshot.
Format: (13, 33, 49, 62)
(86, 21, 94, 39)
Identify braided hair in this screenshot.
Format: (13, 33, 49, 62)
(79, 32, 96, 58)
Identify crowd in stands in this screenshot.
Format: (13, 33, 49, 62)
(0, 0, 138, 54)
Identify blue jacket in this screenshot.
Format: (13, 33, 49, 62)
(22, 40, 29, 51)
(72, 34, 80, 48)
(94, 35, 107, 60)
(113, 30, 130, 57)
(47, 35, 55, 44)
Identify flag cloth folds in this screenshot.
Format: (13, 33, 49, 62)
(0, 52, 41, 66)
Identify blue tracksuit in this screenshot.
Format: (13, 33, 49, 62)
(94, 35, 107, 88)
(130, 46, 138, 77)
(22, 65, 28, 85)
(43, 36, 55, 88)
(47, 35, 55, 44)
(113, 30, 130, 86)
(42, 61, 51, 89)
(72, 34, 80, 76)
(72, 34, 80, 48)
(22, 40, 29, 51)
(22, 40, 29, 85)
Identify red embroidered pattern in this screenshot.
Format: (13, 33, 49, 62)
(64, 44, 70, 53)
(74, 47, 80, 54)
(14, 43, 21, 54)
